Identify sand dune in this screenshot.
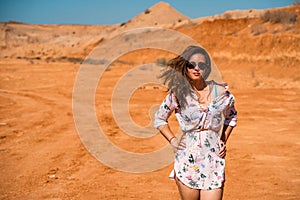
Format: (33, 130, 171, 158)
(119, 1, 190, 29)
(0, 2, 299, 199)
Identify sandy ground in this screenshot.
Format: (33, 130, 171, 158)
(0, 55, 299, 199)
(1, 3, 300, 200)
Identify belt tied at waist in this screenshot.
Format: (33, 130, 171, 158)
(183, 127, 209, 133)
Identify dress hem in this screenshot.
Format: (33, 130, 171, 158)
(169, 169, 225, 191)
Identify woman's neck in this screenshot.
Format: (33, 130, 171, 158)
(192, 79, 207, 91)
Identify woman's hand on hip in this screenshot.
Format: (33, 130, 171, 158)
(170, 135, 186, 152)
(218, 140, 226, 158)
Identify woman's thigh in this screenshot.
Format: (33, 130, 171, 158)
(175, 177, 200, 200)
(200, 188, 223, 200)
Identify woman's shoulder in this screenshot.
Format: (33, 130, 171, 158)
(207, 80, 229, 96)
(208, 80, 237, 101)
(165, 91, 179, 105)
(207, 80, 228, 89)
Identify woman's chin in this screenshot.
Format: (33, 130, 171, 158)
(191, 76, 203, 81)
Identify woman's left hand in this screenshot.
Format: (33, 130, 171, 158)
(218, 141, 226, 158)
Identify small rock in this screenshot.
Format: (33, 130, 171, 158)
(48, 174, 58, 179)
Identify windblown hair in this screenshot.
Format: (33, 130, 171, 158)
(159, 45, 211, 108)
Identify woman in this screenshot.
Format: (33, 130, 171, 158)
(154, 45, 237, 200)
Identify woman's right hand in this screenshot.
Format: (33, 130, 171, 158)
(170, 137, 179, 152)
(178, 134, 186, 150)
(170, 135, 186, 152)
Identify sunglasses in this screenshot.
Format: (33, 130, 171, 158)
(187, 62, 208, 70)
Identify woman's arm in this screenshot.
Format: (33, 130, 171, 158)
(158, 124, 176, 142)
(221, 124, 234, 144)
(222, 91, 238, 143)
(219, 125, 234, 158)
(158, 124, 185, 151)
(154, 92, 184, 151)
(219, 91, 237, 158)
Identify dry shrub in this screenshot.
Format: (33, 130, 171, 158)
(251, 24, 267, 36)
(144, 9, 151, 14)
(156, 58, 166, 66)
(293, 0, 300, 6)
(262, 10, 297, 24)
(224, 13, 232, 19)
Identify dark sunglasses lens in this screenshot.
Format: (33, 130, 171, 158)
(187, 62, 207, 70)
(198, 63, 207, 70)
(187, 62, 196, 69)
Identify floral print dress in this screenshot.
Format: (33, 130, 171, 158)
(154, 81, 238, 190)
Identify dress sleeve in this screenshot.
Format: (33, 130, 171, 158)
(223, 92, 238, 127)
(154, 92, 179, 129)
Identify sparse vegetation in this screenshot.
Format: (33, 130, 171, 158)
(224, 13, 232, 19)
(251, 24, 267, 36)
(292, 0, 300, 6)
(144, 9, 151, 14)
(5, 27, 12, 32)
(84, 58, 107, 65)
(254, 80, 260, 87)
(14, 56, 83, 63)
(156, 58, 167, 66)
(282, 24, 293, 32)
(124, 33, 136, 42)
(262, 10, 297, 24)
(62, 56, 82, 63)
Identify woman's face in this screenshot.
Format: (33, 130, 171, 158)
(187, 53, 208, 81)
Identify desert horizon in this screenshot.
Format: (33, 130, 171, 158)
(0, 2, 299, 199)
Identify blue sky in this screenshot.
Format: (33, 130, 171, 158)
(0, 0, 295, 24)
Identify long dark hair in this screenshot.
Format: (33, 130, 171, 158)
(159, 45, 211, 108)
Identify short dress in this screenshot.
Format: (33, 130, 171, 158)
(154, 81, 238, 190)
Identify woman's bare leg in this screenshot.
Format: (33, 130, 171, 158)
(175, 177, 200, 200)
(200, 188, 223, 200)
